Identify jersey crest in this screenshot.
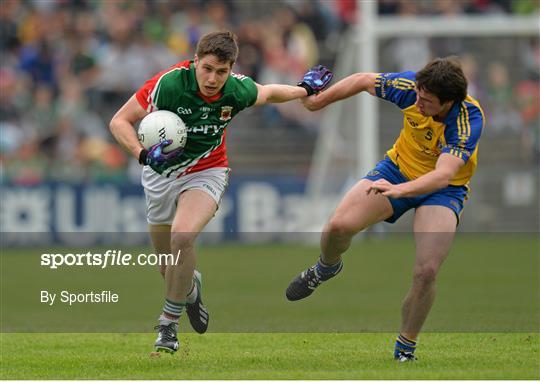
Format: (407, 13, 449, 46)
(219, 106, 233, 121)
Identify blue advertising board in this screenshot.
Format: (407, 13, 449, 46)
(1, 176, 317, 244)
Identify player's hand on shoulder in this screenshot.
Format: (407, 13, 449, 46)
(142, 140, 184, 174)
(297, 65, 333, 96)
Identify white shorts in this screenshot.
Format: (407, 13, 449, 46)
(142, 166, 230, 225)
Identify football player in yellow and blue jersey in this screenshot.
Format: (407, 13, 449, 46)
(286, 57, 485, 362)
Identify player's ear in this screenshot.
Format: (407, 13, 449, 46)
(194, 55, 199, 66)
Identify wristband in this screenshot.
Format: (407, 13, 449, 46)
(138, 149, 148, 165)
(297, 82, 314, 97)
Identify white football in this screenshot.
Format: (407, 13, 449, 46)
(138, 110, 187, 153)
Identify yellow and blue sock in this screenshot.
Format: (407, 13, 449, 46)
(394, 334, 416, 359)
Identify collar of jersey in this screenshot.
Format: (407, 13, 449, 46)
(188, 61, 234, 98)
(443, 101, 461, 125)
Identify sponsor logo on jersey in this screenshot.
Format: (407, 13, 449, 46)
(424, 127, 434, 141)
(188, 123, 228, 135)
(200, 106, 214, 120)
(177, 106, 192, 115)
(231, 72, 248, 81)
(366, 170, 380, 177)
(220, 106, 233, 121)
(406, 117, 419, 128)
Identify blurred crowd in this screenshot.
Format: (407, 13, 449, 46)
(1, 0, 539, 185)
(378, 0, 540, 15)
(1, 0, 356, 184)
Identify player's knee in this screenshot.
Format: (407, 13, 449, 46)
(170, 231, 196, 251)
(413, 265, 438, 286)
(325, 217, 357, 239)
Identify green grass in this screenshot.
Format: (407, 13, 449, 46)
(1, 235, 539, 378)
(2, 235, 538, 332)
(1, 332, 538, 379)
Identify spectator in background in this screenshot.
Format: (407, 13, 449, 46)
(3, 0, 537, 185)
(460, 54, 485, 101)
(515, 80, 540, 163)
(519, 37, 540, 81)
(384, 0, 432, 72)
(235, 21, 265, 81)
(167, 6, 204, 57)
(26, 83, 57, 142)
(96, 8, 149, 96)
(485, 61, 522, 134)
(0, 68, 26, 161)
(375, 0, 523, 14)
(0, 0, 20, 57)
(516, 37, 540, 162)
(19, 39, 58, 90)
(434, 0, 466, 15)
(258, 6, 321, 131)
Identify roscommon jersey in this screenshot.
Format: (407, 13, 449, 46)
(136, 60, 258, 178)
(375, 71, 485, 186)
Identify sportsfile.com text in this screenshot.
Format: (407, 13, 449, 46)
(40, 250, 181, 269)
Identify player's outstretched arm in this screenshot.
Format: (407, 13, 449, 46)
(368, 154, 465, 198)
(254, 83, 309, 106)
(254, 65, 333, 106)
(109, 95, 149, 160)
(302, 72, 379, 111)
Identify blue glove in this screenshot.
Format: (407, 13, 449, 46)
(297, 65, 333, 96)
(139, 139, 184, 174)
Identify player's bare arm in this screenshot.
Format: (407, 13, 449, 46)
(109, 95, 149, 160)
(254, 65, 333, 106)
(253, 83, 309, 106)
(368, 153, 465, 198)
(302, 72, 379, 111)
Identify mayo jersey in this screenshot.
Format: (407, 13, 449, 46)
(375, 71, 485, 186)
(136, 60, 258, 178)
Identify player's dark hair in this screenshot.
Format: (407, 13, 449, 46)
(416, 56, 468, 104)
(196, 30, 238, 65)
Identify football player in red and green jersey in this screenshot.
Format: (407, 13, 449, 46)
(109, 30, 332, 354)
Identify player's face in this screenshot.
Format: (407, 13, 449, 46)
(194, 54, 232, 97)
(415, 87, 449, 117)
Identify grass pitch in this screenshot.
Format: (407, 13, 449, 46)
(1, 234, 539, 379)
(1, 332, 539, 379)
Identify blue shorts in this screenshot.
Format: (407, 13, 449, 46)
(363, 157, 469, 224)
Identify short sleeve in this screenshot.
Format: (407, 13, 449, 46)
(135, 73, 161, 112)
(135, 61, 190, 112)
(230, 72, 258, 110)
(375, 71, 417, 109)
(442, 102, 484, 163)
